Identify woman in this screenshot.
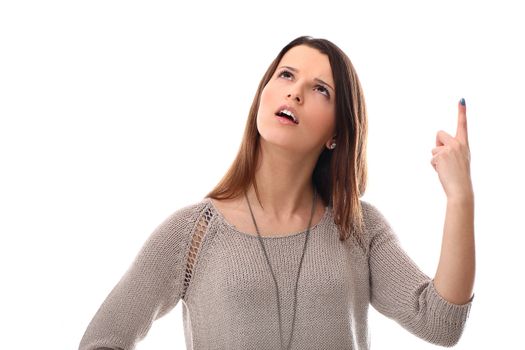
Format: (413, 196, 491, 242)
(79, 36, 475, 350)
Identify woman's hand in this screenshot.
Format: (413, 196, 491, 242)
(431, 99, 473, 200)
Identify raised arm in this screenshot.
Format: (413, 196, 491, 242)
(433, 195, 475, 305)
(364, 201, 474, 347)
(431, 99, 476, 305)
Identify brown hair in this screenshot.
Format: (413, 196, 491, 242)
(204, 36, 368, 246)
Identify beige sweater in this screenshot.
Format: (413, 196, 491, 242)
(79, 197, 474, 349)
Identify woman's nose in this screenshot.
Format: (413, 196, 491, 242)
(287, 93, 301, 103)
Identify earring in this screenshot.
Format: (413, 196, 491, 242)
(329, 142, 336, 149)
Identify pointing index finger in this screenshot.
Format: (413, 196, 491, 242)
(456, 98, 469, 145)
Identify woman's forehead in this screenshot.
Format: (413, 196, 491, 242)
(278, 45, 334, 86)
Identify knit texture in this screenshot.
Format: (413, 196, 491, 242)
(79, 197, 474, 350)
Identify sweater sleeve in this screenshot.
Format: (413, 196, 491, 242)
(363, 200, 474, 347)
(78, 204, 197, 350)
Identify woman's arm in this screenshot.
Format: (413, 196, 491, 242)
(78, 204, 198, 350)
(433, 195, 475, 305)
(431, 99, 476, 305)
(365, 200, 473, 347)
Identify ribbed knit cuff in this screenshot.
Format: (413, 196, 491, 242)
(427, 279, 474, 326)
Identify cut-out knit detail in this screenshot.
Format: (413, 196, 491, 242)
(180, 206, 212, 300)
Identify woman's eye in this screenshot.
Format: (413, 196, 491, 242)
(278, 70, 293, 79)
(316, 85, 330, 97)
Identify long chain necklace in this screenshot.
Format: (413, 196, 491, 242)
(244, 187, 317, 350)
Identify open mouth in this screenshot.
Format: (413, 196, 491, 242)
(275, 111, 298, 124)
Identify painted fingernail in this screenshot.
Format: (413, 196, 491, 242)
(460, 98, 466, 106)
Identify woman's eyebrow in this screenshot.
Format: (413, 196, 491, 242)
(278, 65, 335, 92)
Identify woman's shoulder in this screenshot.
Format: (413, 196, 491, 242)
(359, 199, 391, 228)
(162, 197, 213, 226)
(146, 198, 212, 240)
(356, 198, 403, 256)
(357, 199, 398, 248)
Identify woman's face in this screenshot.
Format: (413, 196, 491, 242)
(257, 44, 336, 155)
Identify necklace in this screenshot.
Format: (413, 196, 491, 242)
(244, 187, 317, 350)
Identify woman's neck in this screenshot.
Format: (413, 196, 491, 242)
(250, 155, 319, 221)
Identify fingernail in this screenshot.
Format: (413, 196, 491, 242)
(460, 98, 466, 106)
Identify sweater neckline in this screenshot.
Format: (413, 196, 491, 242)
(204, 197, 331, 239)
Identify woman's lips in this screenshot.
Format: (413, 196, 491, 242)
(275, 114, 298, 125)
(275, 104, 299, 123)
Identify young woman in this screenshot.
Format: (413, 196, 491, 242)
(79, 36, 475, 350)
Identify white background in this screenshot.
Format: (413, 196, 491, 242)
(1, 0, 523, 349)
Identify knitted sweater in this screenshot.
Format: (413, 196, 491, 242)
(78, 197, 474, 350)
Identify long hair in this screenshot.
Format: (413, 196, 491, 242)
(204, 36, 368, 246)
